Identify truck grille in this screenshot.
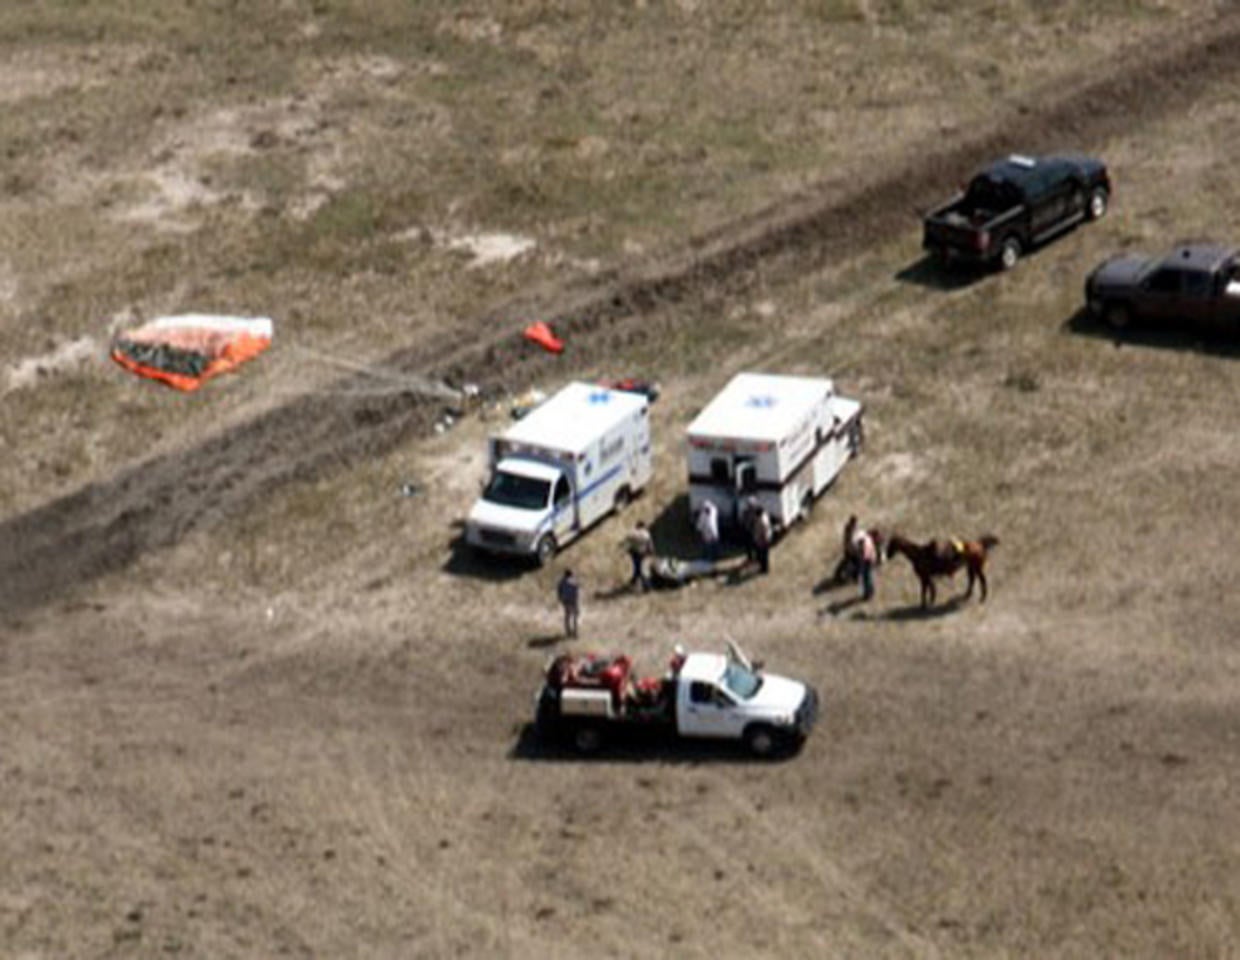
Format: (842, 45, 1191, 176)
(479, 529, 517, 547)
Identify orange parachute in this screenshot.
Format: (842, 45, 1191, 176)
(522, 321, 564, 354)
(111, 314, 273, 391)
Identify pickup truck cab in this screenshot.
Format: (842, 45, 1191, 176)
(923, 153, 1110, 271)
(535, 642, 818, 758)
(1085, 243, 1240, 334)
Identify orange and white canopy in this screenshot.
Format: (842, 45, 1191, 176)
(111, 314, 273, 391)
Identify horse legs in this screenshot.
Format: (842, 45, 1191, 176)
(920, 575, 934, 609)
(977, 567, 988, 602)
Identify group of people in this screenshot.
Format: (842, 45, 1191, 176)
(555, 509, 881, 639)
(693, 496, 772, 574)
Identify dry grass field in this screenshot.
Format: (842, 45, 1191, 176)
(3, 2, 1240, 957)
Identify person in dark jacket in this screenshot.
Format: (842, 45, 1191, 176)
(752, 507, 772, 575)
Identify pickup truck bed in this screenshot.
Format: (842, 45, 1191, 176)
(924, 153, 1110, 271)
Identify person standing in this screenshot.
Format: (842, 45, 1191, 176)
(834, 514, 860, 583)
(753, 507, 772, 575)
(557, 569, 580, 637)
(624, 521, 655, 592)
(740, 496, 759, 562)
(853, 526, 878, 601)
(696, 499, 720, 562)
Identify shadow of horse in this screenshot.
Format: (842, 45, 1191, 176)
(886, 533, 999, 609)
(879, 598, 968, 621)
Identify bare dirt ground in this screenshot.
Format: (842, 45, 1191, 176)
(3, 3, 1240, 958)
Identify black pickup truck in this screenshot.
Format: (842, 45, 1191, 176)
(923, 154, 1111, 271)
(1085, 243, 1240, 333)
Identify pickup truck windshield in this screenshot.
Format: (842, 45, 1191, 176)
(483, 471, 551, 510)
(722, 661, 762, 700)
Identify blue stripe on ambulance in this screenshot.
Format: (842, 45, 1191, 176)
(536, 463, 625, 532)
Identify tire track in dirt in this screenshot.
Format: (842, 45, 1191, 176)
(3, 14, 1240, 617)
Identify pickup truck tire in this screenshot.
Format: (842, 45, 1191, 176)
(744, 724, 779, 758)
(1104, 302, 1131, 331)
(1087, 187, 1109, 221)
(998, 236, 1022, 271)
(571, 724, 604, 755)
(535, 534, 557, 567)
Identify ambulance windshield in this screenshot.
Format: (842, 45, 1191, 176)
(483, 471, 551, 510)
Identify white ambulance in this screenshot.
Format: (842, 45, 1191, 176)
(685, 372, 862, 533)
(466, 382, 653, 565)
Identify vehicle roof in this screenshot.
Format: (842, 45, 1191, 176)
(975, 153, 1102, 188)
(500, 382, 647, 455)
(1157, 244, 1237, 273)
(686, 372, 833, 443)
(679, 652, 726, 683)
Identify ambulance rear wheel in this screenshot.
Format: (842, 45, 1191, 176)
(535, 535, 557, 567)
(613, 486, 631, 513)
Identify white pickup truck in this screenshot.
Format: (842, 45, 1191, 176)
(534, 643, 819, 757)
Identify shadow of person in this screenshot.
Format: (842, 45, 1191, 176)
(527, 633, 566, 649)
(820, 594, 872, 618)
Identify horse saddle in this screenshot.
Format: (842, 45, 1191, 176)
(933, 539, 965, 563)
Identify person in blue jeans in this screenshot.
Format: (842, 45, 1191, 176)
(557, 569, 580, 637)
(853, 527, 878, 601)
(623, 521, 654, 592)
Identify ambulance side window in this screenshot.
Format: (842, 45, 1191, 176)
(554, 476, 571, 507)
(710, 458, 730, 484)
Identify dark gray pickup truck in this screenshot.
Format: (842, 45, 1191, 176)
(1085, 244, 1240, 333)
(923, 154, 1111, 271)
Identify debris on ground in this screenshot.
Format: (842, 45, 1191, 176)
(509, 387, 547, 419)
(399, 482, 421, 498)
(523, 321, 564, 354)
(649, 556, 727, 589)
(111, 314, 273, 391)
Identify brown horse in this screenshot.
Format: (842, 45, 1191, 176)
(885, 533, 999, 609)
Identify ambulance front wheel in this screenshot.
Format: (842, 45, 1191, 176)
(535, 535, 557, 567)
